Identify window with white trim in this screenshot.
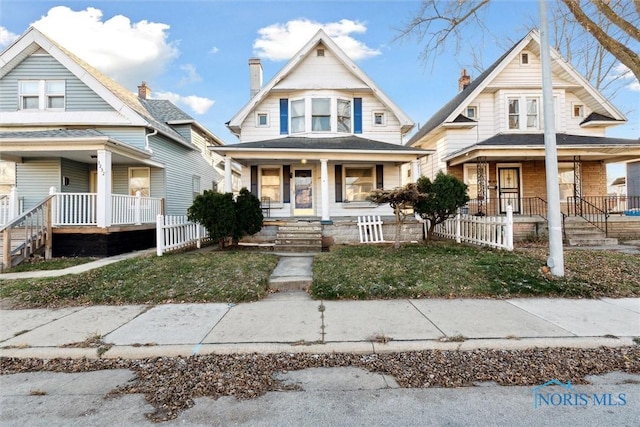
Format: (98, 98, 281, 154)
(129, 167, 150, 197)
(520, 52, 530, 65)
(337, 99, 351, 132)
(0, 161, 16, 194)
(558, 163, 575, 200)
(256, 112, 269, 127)
(312, 98, 331, 131)
(572, 104, 584, 118)
(463, 164, 489, 200)
(260, 167, 281, 203)
(508, 96, 540, 130)
(192, 175, 201, 200)
(19, 80, 65, 110)
(344, 166, 374, 202)
(466, 106, 477, 119)
(291, 99, 305, 133)
(508, 98, 519, 129)
(373, 111, 386, 126)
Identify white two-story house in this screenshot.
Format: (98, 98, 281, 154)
(408, 30, 640, 222)
(214, 29, 431, 229)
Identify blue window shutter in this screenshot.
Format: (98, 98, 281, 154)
(280, 99, 288, 135)
(354, 98, 362, 134)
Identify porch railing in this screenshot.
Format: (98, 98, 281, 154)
(566, 196, 609, 235)
(464, 197, 549, 218)
(1, 194, 53, 271)
(0, 188, 24, 226)
(52, 191, 163, 226)
(569, 195, 640, 215)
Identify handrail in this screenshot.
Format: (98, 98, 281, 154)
(1, 195, 54, 271)
(567, 196, 609, 236)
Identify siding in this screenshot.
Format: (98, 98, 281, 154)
(240, 91, 403, 144)
(16, 158, 60, 208)
(148, 133, 218, 215)
(0, 54, 112, 111)
(60, 159, 90, 193)
(97, 127, 146, 149)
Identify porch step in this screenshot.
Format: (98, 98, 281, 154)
(274, 222, 323, 253)
(563, 217, 618, 246)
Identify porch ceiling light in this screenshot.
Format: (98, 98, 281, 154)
(301, 159, 307, 164)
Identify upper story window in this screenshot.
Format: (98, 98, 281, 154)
(291, 99, 305, 133)
(572, 104, 584, 118)
(337, 99, 351, 132)
(312, 98, 331, 131)
(256, 112, 269, 127)
(508, 96, 539, 130)
(282, 97, 362, 135)
(520, 52, 530, 65)
(19, 80, 65, 110)
(373, 111, 386, 126)
(466, 106, 477, 120)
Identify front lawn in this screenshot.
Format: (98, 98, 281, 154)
(0, 251, 279, 308)
(310, 242, 640, 299)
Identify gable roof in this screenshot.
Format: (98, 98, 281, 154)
(227, 29, 414, 136)
(407, 30, 627, 146)
(0, 27, 215, 149)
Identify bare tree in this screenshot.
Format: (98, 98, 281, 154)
(398, 0, 640, 84)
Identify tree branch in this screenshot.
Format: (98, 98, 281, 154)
(561, 0, 640, 81)
(592, 0, 640, 42)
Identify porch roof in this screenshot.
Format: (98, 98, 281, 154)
(444, 133, 640, 166)
(0, 129, 164, 167)
(210, 136, 432, 165)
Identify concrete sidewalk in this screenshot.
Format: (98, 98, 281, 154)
(1, 295, 638, 359)
(1, 250, 639, 359)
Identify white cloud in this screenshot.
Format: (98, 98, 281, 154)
(179, 64, 202, 86)
(0, 26, 19, 48)
(210, 46, 219, 54)
(154, 91, 215, 115)
(31, 6, 179, 89)
(612, 63, 639, 92)
(253, 19, 380, 61)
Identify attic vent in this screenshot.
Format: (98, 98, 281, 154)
(317, 48, 325, 57)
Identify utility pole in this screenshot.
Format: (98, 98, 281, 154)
(539, 0, 565, 276)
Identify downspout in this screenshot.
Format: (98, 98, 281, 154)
(145, 128, 158, 153)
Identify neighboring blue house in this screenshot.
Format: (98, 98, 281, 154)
(0, 27, 228, 260)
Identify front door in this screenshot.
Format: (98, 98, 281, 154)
(293, 169, 314, 216)
(498, 167, 521, 214)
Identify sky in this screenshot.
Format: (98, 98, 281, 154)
(1, 0, 638, 181)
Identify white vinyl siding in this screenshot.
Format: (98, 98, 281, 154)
(0, 54, 112, 112)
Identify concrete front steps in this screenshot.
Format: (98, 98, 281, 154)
(274, 222, 322, 253)
(563, 216, 618, 246)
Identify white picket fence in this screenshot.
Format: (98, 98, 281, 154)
(357, 215, 385, 243)
(432, 206, 514, 251)
(156, 215, 209, 256)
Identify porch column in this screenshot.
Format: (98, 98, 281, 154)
(411, 160, 421, 183)
(320, 158, 330, 222)
(224, 156, 233, 193)
(96, 149, 112, 228)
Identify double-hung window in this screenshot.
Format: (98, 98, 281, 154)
(508, 96, 540, 131)
(337, 99, 351, 133)
(526, 98, 538, 129)
(291, 100, 305, 133)
(260, 167, 281, 203)
(129, 167, 150, 197)
(19, 80, 65, 110)
(311, 98, 331, 131)
(344, 166, 373, 202)
(508, 98, 519, 129)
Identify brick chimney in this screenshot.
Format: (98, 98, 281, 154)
(138, 81, 151, 99)
(248, 58, 263, 98)
(458, 69, 471, 92)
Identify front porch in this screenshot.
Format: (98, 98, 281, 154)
(1, 188, 163, 268)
